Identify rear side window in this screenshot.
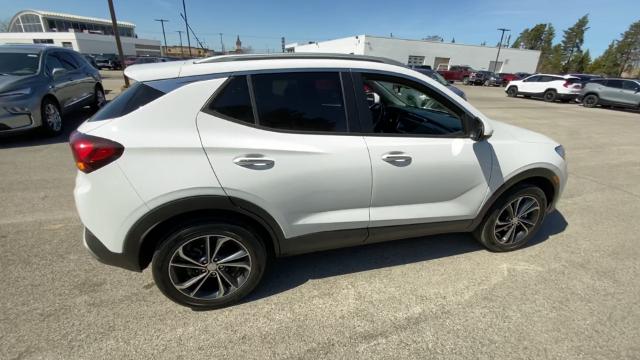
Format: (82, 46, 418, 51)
(622, 81, 639, 91)
(251, 72, 347, 132)
(606, 80, 624, 89)
(205, 76, 254, 124)
(90, 82, 165, 121)
(55, 52, 79, 70)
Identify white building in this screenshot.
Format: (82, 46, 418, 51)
(288, 35, 541, 73)
(0, 10, 161, 56)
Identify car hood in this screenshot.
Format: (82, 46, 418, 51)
(0, 74, 33, 92)
(488, 119, 558, 145)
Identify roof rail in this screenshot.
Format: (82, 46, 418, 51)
(196, 53, 405, 67)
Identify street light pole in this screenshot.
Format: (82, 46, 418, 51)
(219, 33, 225, 53)
(154, 19, 168, 55)
(176, 30, 184, 58)
(107, 0, 129, 87)
(493, 28, 510, 73)
(182, 0, 192, 57)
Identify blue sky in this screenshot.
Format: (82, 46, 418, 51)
(3, 0, 637, 56)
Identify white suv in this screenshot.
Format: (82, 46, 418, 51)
(70, 54, 567, 309)
(506, 74, 582, 102)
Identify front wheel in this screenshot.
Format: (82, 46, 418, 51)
(583, 94, 599, 108)
(543, 89, 557, 102)
(91, 85, 106, 110)
(152, 222, 267, 309)
(506, 86, 518, 97)
(474, 186, 547, 252)
(40, 98, 63, 136)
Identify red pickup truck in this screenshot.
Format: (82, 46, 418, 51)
(438, 65, 475, 84)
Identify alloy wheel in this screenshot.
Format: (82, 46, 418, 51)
(168, 234, 252, 300)
(493, 196, 541, 245)
(45, 103, 62, 132)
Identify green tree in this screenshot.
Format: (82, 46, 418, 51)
(560, 14, 590, 72)
(589, 41, 622, 75)
(574, 49, 591, 73)
(616, 20, 640, 76)
(511, 29, 528, 49)
(537, 24, 556, 72)
(540, 44, 564, 73)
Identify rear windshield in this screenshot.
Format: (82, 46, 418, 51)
(90, 82, 165, 121)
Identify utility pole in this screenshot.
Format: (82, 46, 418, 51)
(219, 33, 225, 53)
(493, 28, 510, 73)
(181, 0, 192, 57)
(154, 19, 169, 55)
(176, 30, 184, 58)
(107, 0, 129, 87)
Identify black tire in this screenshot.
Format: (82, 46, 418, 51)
(524, 95, 531, 98)
(462, 77, 469, 85)
(506, 86, 518, 97)
(583, 94, 599, 108)
(91, 84, 106, 111)
(40, 97, 63, 136)
(474, 185, 547, 252)
(543, 89, 557, 102)
(484, 80, 490, 86)
(152, 222, 267, 309)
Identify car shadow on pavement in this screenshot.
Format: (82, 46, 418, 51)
(0, 106, 96, 149)
(242, 211, 567, 305)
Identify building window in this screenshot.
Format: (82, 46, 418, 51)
(407, 55, 425, 66)
(33, 39, 54, 44)
(62, 42, 73, 49)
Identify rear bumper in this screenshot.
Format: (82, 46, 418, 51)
(558, 93, 579, 100)
(84, 227, 142, 271)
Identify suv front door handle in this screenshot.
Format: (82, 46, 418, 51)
(233, 156, 275, 170)
(382, 152, 412, 166)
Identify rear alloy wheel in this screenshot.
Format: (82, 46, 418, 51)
(475, 185, 547, 252)
(506, 86, 518, 97)
(91, 85, 106, 110)
(152, 223, 267, 309)
(543, 89, 557, 102)
(462, 77, 470, 85)
(40, 98, 63, 136)
(583, 94, 599, 108)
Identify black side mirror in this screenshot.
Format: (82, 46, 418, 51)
(469, 116, 488, 141)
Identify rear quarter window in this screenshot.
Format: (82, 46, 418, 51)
(90, 82, 165, 121)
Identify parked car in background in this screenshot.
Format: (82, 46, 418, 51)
(515, 72, 532, 80)
(469, 71, 503, 86)
(505, 74, 582, 102)
(580, 78, 640, 109)
(498, 73, 519, 85)
(95, 54, 122, 70)
(124, 56, 139, 67)
(71, 53, 567, 309)
(82, 54, 99, 69)
(569, 73, 602, 86)
(410, 66, 467, 100)
(0, 44, 104, 136)
(438, 65, 475, 84)
(132, 56, 173, 65)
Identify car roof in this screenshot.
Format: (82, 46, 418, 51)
(124, 53, 409, 82)
(0, 44, 52, 53)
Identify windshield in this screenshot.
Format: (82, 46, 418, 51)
(0, 52, 41, 75)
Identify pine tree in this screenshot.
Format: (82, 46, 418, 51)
(537, 24, 556, 72)
(575, 49, 591, 73)
(588, 41, 622, 76)
(560, 14, 590, 72)
(451, 37, 455, 43)
(616, 20, 640, 76)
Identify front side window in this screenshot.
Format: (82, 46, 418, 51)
(361, 74, 464, 136)
(251, 72, 347, 132)
(524, 76, 540, 82)
(206, 76, 254, 124)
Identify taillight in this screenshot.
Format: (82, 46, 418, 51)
(563, 81, 570, 88)
(69, 131, 124, 173)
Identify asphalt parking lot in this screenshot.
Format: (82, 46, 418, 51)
(1, 77, 640, 359)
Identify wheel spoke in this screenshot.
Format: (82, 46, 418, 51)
(495, 223, 512, 232)
(502, 224, 516, 243)
(215, 273, 226, 298)
(517, 198, 536, 217)
(205, 236, 211, 263)
(505, 202, 515, 218)
(175, 272, 208, 290)
(220, 261, 251, 270)
(516, 222, 529, 238)
(177, 247, 203, 266)
(211, 236, 231, 260)
(519, 217, 536, 227)
(520, 205, 540, 217)
(218, 269, 238, 289)
(218, 249, 248, 264)
(170, 262, 204, 270)
(189, 273, 209, 296)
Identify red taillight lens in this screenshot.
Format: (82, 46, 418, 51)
(69, 131, 124, 173)
(563, 81, 570, 88)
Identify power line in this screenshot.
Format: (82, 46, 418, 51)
(154, 19, 169, 54)
(181, 0, 192, 57)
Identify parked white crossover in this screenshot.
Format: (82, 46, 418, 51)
(70, 54, 568, 309)
(506, 74, 582, 102)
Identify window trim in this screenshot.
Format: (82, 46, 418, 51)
(350, 70, 472, 139)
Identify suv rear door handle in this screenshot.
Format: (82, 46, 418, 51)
(382, 152, 412, 166)
(233, 156, 275, 170)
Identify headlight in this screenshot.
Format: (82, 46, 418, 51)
(0, 88, 32, 97)
(555, 145, 566, 160)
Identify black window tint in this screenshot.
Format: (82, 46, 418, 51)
(622, 81, 639, 91)
(55, 52, 78, 70)
(207, 76, 254, 124)
(90, 82, 165, 121)
(70, 52, 88, 68)
(606, 79, 624, 89)
(525, 76, 540, 82)
(45, 54, 65, 74)
(590, 79, 605, 85)
(252, 72, 347, 132)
